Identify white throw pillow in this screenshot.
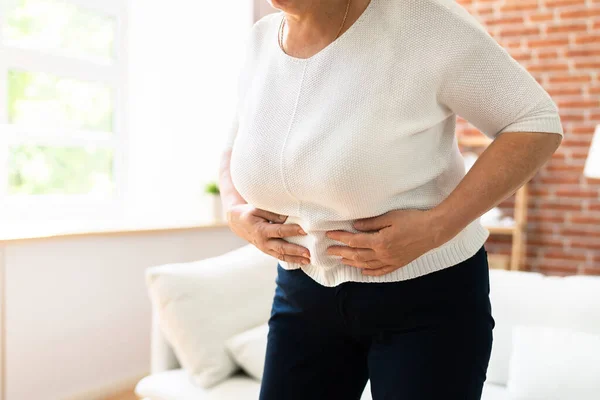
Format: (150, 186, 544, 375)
(507, 325, 600, 400)
(225, 322, 269, 380)
(146, 244, 278, 388)
(487, 271, 600, 386)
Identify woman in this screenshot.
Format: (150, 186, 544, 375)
(219, 0, 563, 398)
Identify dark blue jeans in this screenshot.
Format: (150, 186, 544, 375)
(258, 246, 494, 400)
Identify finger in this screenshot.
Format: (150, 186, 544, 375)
(326, 245, 377, 261)
(361, 265, 398, 276)
(339, 257, 385, 269)
(253, 208, 287, 223)
(353, 214, 393, 231)
(260, 222, 307, 238)
(266, 238, 311, 259)
(325, 230, 378, 248)
(264, 249, 311, 265)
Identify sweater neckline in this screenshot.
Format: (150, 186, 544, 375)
(273, 0, 376, 63)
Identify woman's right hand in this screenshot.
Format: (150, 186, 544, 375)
(226, 203, 311, 264)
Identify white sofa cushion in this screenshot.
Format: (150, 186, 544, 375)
(481, 383, 510, 400)
(486, 270, 547, 385)
(486, 270, 600, 386)
(146, 244, 278, 388)
(135, 369, 506, 400)
(507, 326, 600, 400)
(135, 369, 261, 400)
(225, 323, 269, 380)
(136, 368, 377, 400)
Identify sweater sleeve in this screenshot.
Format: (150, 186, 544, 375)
(435, 4, 564, 140)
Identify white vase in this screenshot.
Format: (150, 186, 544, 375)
(210, 194, 226, 223)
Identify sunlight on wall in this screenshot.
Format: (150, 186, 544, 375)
(126, 0, 253, 219)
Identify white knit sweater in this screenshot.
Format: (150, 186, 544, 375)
(225, 0, 563, 287)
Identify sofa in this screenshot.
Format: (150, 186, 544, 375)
(135, 244, 600, 400)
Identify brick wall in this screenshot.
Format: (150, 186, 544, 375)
(455, 0, 600, 275)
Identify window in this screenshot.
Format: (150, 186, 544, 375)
(0, 0, 126, 221)
(0, 0, 254, 234)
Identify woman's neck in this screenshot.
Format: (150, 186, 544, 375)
(278, 0, 364, 59)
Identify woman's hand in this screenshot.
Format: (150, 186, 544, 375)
(325, 209, 452, 276)
(227, 204, 311, 264)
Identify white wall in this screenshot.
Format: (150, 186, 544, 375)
(126, 0, 253, 219)
(254, 0, 277, 20)
(3, 229, 245, 400)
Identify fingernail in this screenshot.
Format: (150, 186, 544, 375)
(279, 215, 286, 221)
(301, 259, 309, 264)
(302, 252, 310, 257)
(299, 229, 307, 235)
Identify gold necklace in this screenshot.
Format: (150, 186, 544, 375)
(278, 0, 352, 56)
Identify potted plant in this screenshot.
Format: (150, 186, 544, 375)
(204, 180, 225, 222)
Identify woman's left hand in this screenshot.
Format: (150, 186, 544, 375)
(325, 209, 454, 276)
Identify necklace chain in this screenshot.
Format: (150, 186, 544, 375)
(278, 0, 352, 56)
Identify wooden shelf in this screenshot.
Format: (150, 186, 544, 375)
(485, 225, 517, 235)
(458, 133, 528, 271)
(458, 135, 493, 148)
(488, 254, 511, 270)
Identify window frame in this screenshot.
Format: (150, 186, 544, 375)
(0, 0, 128, 221)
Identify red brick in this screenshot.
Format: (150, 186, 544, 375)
(547, 87, 583, 96)
(591, 204, 600, 211)
(566, 48, 600, 58)
(583, 268, 600, 276)
(527, 237, 564, 247)
(571, 125, 597, 135)
(530, 13, 555, 22)
(590, 86, 600, 95)
(574, 61, 600, 69)
(538, 174, 581, 184)
(529, 187, 552, 196)
(527, 38, 570, 48)
(545, 251, 587, 261)
(500, 2, 540, 12)
(545, 0, 586, 6)
(484, 16, 525, 25)
(561, 138, 593, 147)
(571, 216, 600, 224)
(561, 8, 600, 19)
(557, 114, 585, 122)
(546, 162, 586, 173)
(557, 99, 600, 108)
(571, 241, 600, 250)
(548, 74, 592, 83)
(575, 34, 600, 45)
(572, 152, 592, 159)
(528, 214, 565, 223)
(536, 265, 580, 276)
(500, 39, 524, 49)
(556, 189, 598, 198)
(546, 23, 588, 34)
(562, 228, 600, 237)
(526, 63, 570, 72)
(476, 6, 495, 16)
(537, 50, 560, 59)
(535, 201, 581, 211)
(500, 27, 541, 37)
